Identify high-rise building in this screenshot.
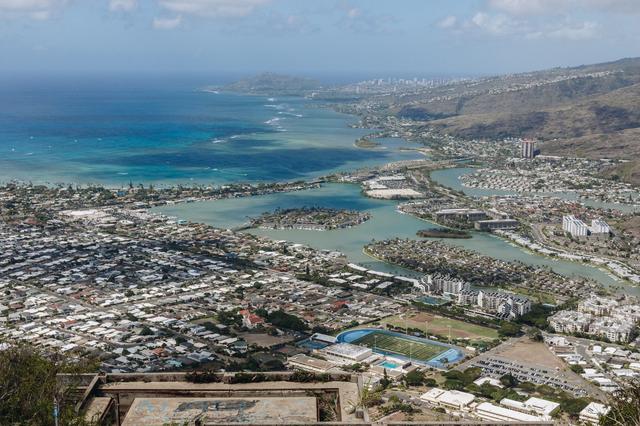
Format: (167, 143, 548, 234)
(590, 219, 611, 235)
(562, 215, 589, 237)
(521, 139, 536, 159)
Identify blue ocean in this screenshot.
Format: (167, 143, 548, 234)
(0, 73, 419, 186)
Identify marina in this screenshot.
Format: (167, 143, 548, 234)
(154, 182, 637, 295)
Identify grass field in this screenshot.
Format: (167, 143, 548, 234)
(382, 312, 498, 342)
(352, 331, 447, 362)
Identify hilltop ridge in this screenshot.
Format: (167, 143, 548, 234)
(338, 57, 640, 184)
(224, 72, 321, 95)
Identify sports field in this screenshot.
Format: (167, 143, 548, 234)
(382, 312, 498, 342)
(352, 330, 447, 362)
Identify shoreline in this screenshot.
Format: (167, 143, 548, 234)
(495, 230, 638, 288)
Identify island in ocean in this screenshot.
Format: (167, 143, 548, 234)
(246, 206, 371, 231)
(222, 72, 321, 96)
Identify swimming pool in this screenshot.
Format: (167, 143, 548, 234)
(378, 360, 401, 369)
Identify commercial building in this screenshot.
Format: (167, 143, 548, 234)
(287, 354, 337, 374)
(420, 388, 475, 410)
(475, 402, 549, 422)
(320, 343, 373, 364)
(579, 402, 610, 425)
(500, 396, 560, 417)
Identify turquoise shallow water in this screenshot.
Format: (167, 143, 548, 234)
(5, 74, 635, 294)
(0, 75, 418, 186)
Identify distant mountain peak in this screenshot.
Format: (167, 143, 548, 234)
(224, 73, 321, 95)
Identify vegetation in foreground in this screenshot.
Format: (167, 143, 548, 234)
(0, 344, 99, 425)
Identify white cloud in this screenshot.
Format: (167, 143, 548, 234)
(0, 0, 66, 20)
(585, 0, 640, 13)
(437, 15, 457, 29)
(528, 21, 599, 40)
(336, 1, 397, 34)
(265, 13, 315, 34)
(469, 12, 520, 35)
(488, 0, 640, 15)
(158, 0, 270, 18)
(487, 0, 565, 16)
(109, 0, 137, 12)
(346, 7, 360, 19)
(153, 15, 182, 29)
(30, 9, 50, 20)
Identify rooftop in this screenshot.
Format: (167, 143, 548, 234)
(122, 397, 318, 425)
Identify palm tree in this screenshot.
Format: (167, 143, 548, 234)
(346, 379, 382, 414)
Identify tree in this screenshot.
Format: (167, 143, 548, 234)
(500, 373, 519, 388)
(443, 379, 464, 390)
(560, 397, 590, 417)
(261, 359, 285, 372)
(217, 309, 242, 326)
(379, 369, 392, 389)
(528, 329, 544, 342)
(462, 367, 482, 384)
(424, 378, 437, 387)
(404, 369, 425, 387)
(0, 343, 97, 425)
(570, 364, 585, 374)
(600, 379, 640, 425)
(346, 382, 382, 414)
(498, 322, 522, 337)
(139, 326, 154, 336)
(263, 310, 308, 332)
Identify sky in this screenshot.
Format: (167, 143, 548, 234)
(1, 0, 640, 77)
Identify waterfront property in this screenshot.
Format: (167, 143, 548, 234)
(336, 328, 464, 368)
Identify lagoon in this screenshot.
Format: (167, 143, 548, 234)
(154, 182, 637, 295)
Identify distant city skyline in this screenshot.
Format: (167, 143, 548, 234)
(1, 0, 640, 75)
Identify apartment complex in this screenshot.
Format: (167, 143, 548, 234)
(563, 215, 611, 237)
(521, 139, 536, 159)
(420, 274, 531, 319)
(550, 296, 639, 342)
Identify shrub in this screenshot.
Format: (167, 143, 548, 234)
(185, 370, 221, 383)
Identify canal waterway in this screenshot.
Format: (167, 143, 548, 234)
(154, 182, 638, 295)
(431, 167, 640, 213)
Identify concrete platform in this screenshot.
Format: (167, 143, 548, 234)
(121, 396, 318, 425)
